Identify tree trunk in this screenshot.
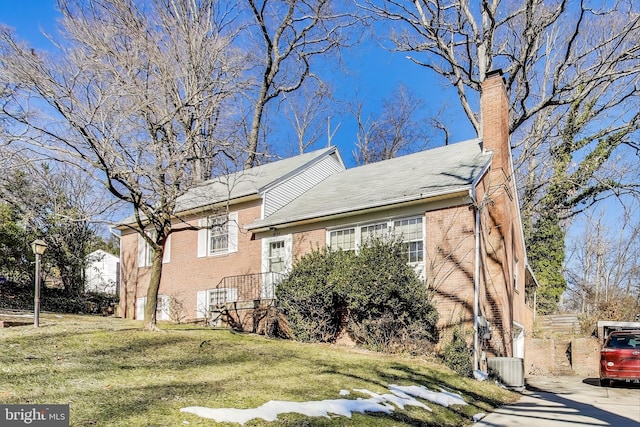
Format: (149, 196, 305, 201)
(143, 246, 164, 331)
(245, 83, 269, 169)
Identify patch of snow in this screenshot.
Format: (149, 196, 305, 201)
(353, 388, 431, 411)
(473, 370, 488, 381)
(181, 384, 469, 425)
(389, 385, 467, 407)
(473, 412, 486, 422)
(181, 394, 393, 424)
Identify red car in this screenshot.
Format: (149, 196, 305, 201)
(600, 330, 640, 386)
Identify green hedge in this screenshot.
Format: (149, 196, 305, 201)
(0, 280, 118, 315)
(276, 238, 439, 353)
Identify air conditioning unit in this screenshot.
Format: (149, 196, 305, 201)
(487, 357, 524, 389)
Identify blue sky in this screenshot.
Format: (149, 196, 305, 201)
(0, 0, 476, 168)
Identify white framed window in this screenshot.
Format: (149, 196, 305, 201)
(208, 288, 238, 306)
(197, 212, 238, 258)
(157, 294, 170, 321)
(209, 215, 229, 254)
(394, 217, 424, 263)
(328, 216, 424, 264)
(329, 228, 355, 251)
(137, 231, 171, 267)
(360, 222, 388, 244)
(195, 288, 238, 319)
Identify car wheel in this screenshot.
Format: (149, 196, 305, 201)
(599, 378, 610, 387)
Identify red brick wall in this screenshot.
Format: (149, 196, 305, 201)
(525, 337, 599, 377)
(425, 205, 476, 330)
(293, 229, 326, 259)
(119, 200, 264, 320)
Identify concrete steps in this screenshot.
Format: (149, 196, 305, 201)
(539, 314, 581, 337)
(552, 340, 574, 375)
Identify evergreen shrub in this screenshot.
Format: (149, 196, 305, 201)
(276, 238, 439, 353)
(442, 328, 473, 377)
(275, 248, 352, 342)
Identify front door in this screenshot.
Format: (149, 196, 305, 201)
(262, 235, 292, 298)
(268, 240, 286, 275)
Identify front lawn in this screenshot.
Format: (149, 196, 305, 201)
(0, 314, 516, 426)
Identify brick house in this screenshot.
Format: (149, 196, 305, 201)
(118, 70, 536, 370)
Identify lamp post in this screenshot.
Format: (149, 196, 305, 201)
(31, 239, 48, 327)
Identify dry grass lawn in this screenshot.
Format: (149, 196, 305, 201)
(0, 313, 516, 426)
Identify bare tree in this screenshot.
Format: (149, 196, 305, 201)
(565, 205, 640, 318)
(352, 84, 432, 165)
(0, 162, 107, 295)
(0, 0, 244, 329)
(242, 0, 359, 168)
(281, 79, 333, 154)
(363, 0, 640, 312)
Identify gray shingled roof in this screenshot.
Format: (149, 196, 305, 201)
(119, 147, 339, 226)
(168, 147, 339, 214)
(247, 138, 490, 230)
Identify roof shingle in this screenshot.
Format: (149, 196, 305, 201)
(247, 138, 489, 230)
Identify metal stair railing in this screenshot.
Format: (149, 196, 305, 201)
(207, 272, 284, 331)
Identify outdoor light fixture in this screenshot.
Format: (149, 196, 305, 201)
(31, 239, 48, 327)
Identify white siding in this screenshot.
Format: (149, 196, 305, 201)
(157, 295, 170, 321)
(85, 250, 120, 294)
(196, 291, 207, 318)
(263, 154, 343, 217)
(136, 297, 146, 320)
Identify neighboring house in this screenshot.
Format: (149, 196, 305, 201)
(85, 249, 120, 295)
(118, 70, 536, 371)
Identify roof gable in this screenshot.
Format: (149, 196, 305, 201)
(263, 152, 344, 217)
(174, 147, 342, 214)
(86, 249, 119, 262)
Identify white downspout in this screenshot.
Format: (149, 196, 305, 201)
(470, 187, 481, 372)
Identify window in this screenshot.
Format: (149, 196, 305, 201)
(137, 232, 154, 267)
(209, 215, 228, 255)
(329, 228, 355, 251)
(197, 212, 238, 258)
(360, 222, 387, 244)
(208, 288, 238, 307)
(393, 217, 424, 263)
(137, 231, 170, 267)
(328, 216, 424, 264)
(157, 294, 170, 321)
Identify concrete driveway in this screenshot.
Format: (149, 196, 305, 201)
(473, 376, 640, 427)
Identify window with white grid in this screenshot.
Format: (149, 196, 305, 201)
(329, 228, 356, 251)
(208, 215, 228, 255)
(360, 222, 388, 244)
(393, 217, 424, 263)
